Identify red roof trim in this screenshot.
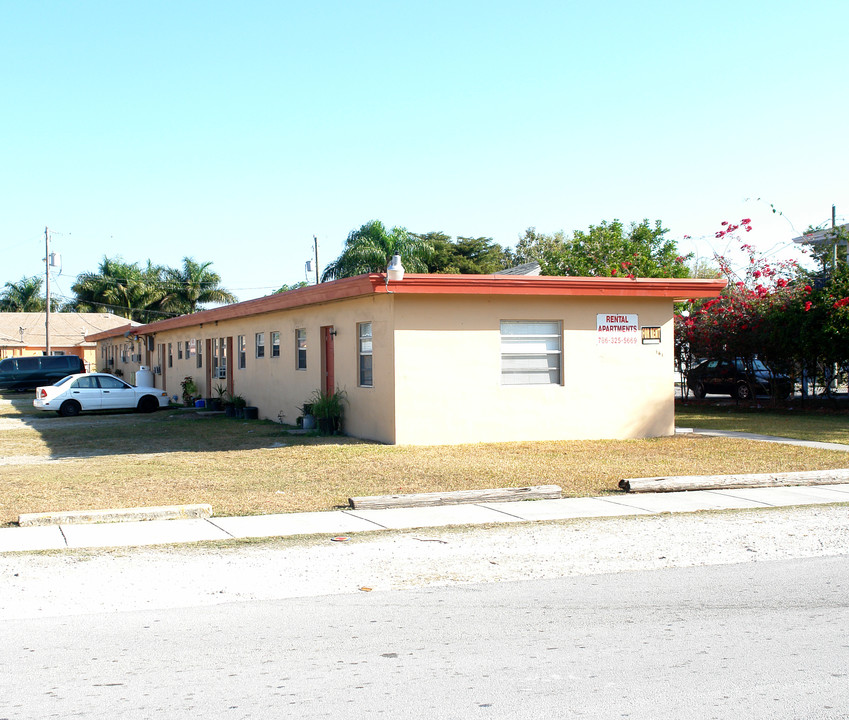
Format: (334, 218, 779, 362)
(84, 323, 143, 342)
(373, 274, 726, 300)
(107, 273, 725, 337)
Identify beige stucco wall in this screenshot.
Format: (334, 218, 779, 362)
(140, 295, 397, 442)
(92, 291, 676, 446)
(96, 337, 147, 381)
(391, 294, 674, 445)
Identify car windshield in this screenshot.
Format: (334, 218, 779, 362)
(53, 375, 74, 387)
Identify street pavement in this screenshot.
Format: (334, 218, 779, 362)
(2, 429, 848, 554)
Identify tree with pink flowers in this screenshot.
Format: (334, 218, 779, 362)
(676, 219, 849, 399)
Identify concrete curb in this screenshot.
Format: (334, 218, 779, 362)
(18, 503, 213, 527)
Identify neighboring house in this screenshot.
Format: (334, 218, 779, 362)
(0, 312, 139, 369)
(87, 272, 725, 445)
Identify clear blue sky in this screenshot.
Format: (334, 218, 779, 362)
(2, 0, 847, 303)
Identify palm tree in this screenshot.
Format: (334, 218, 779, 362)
(321, 220, 434, 282)
(70, 257, 167, 322)
(161, 257, 237, 314)
(0, 276, 46, 311)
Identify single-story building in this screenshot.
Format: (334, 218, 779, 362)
(0, 312, 139, 368)
(87, 272, 725, 445)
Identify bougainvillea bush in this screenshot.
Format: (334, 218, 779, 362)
(675, 220, 849, 398)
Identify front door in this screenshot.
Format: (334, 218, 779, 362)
(321, 326, 335, 395)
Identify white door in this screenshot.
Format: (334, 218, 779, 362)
(98, 375, 137, 410)
(68, 376, 102, 410)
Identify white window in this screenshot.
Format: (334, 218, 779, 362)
(358, 322, 373, 387)
(237, 335, 246, 369)
(500, 321, 562, 385)
(255, 332, 265, 359)
(271, 331, 280, 358)
(296, 329, 306, 370)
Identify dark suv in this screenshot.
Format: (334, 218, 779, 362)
(0, 355, 87, 390)
(687, 358, 793, 400)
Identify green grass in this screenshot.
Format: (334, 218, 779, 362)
(675, 403, 849, 445)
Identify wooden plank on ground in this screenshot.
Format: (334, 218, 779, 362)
(619, 469, 849, 493)
(349, 485, 562, 510)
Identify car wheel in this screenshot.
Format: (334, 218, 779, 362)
(137, 396, 159, 413)
(59, 400, 81, 417)
(692, 382, 706, 399)
(735, 382, 752, 401)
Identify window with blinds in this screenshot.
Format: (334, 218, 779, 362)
(500, 320, 562, 385)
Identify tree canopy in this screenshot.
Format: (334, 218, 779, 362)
(0, 276, 47, 311)
(67, 256, 236, 322)
(161, 257, 237, 314)
(419, 232, 510, 274)
(321, 220, 434, 281)
(511, 219, 691, 278)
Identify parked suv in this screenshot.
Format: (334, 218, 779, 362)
(0, 355, 87, 390)
(687, 358, 793, 400)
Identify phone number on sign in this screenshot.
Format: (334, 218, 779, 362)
(598, 336, 639, 345)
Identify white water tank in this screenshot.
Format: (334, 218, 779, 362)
(136, 365, 155, 387)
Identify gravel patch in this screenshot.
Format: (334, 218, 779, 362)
(1, 504, 847, 620)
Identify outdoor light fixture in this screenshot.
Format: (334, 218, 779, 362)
(386, 254, 405, 282)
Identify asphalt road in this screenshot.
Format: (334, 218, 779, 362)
(2, 555, 847, 720)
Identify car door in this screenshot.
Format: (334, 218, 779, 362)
(714, 360, 736, 393)
(68, 376, 102, 410)
(97, 375, 137, 410)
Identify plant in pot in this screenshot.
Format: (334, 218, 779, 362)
(227, 393, 247, 418)
(207, 383, 226, 411)
(309, 388, 347, 435)
(180, 376, 198, 407)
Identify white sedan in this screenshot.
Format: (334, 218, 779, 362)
(33, 373, 170, 417)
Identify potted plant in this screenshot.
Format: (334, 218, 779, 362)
(207, 383, 227, 411)
(226, 393, 247, 418)
(180, 376, 198, 407)
(309, 388, 347, 435)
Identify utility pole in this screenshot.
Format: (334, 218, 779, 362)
(832, 204, 838, 273)
(313, 235, 319, 284)
(44, 226, 51, 356)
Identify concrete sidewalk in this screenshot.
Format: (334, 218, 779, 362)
(2, 483, 848, 554)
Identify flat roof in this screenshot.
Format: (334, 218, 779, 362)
(86, 273, 726, 339)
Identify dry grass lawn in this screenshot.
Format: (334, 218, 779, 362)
(2, 399, 848, 526)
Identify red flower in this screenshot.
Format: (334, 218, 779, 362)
(804, 285, 812, 293)
(804, 301, 812, 311)
(721, 221, 729, 226)
(741, 218, 751, 225)
(752, 270, 761, 279)
(611, 268, 617, 276)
